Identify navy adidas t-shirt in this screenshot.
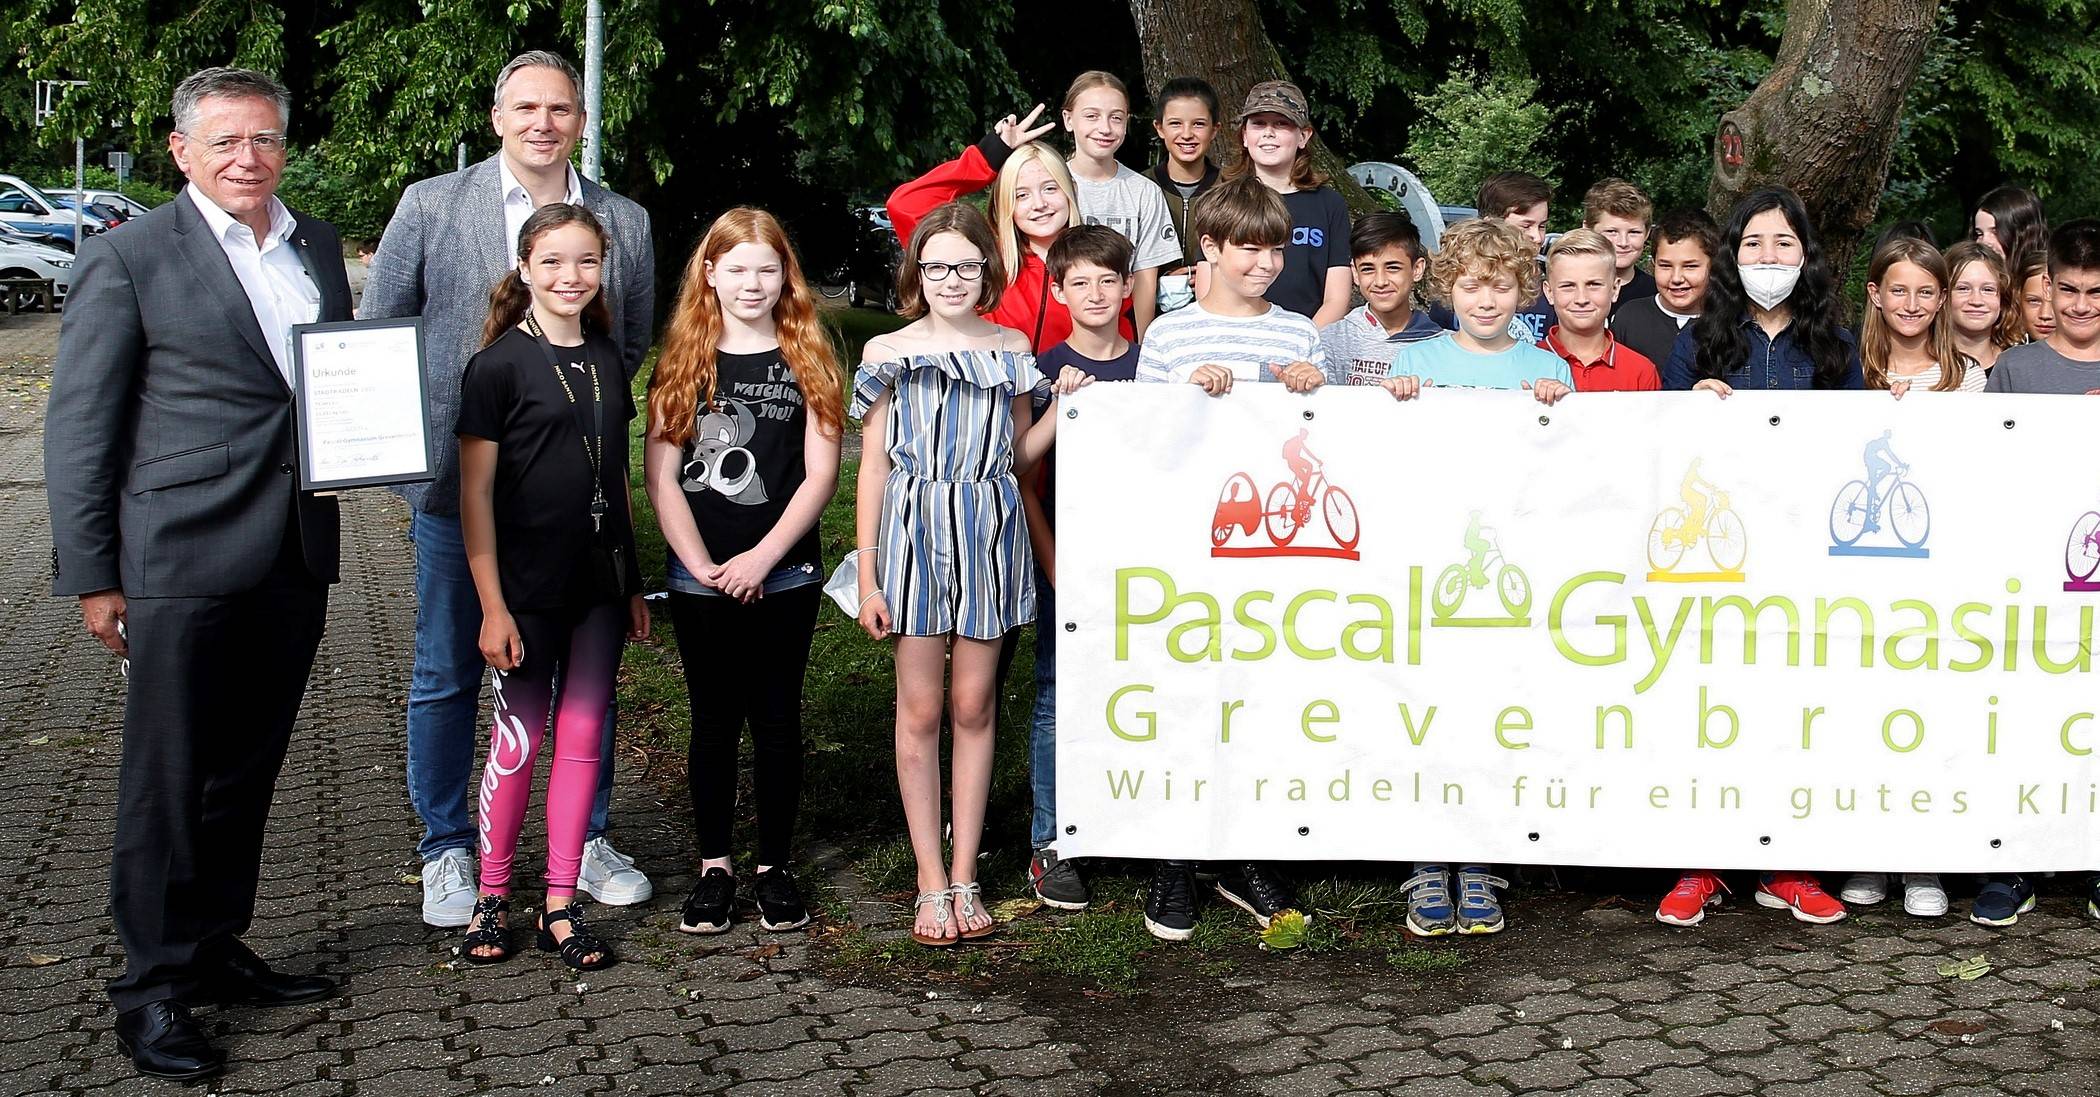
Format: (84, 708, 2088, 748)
(1265, 186, 1351, 320)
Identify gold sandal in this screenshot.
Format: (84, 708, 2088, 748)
(910, 889, 956, 947)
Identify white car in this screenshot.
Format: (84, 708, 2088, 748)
(0, 233, 74, 305)
(52, 188, 153, 219)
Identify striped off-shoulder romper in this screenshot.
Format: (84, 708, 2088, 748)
(850, 349, 1044, 639)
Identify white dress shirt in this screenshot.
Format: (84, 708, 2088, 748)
(187, 183, 320, 385)
(498, 157, 583, 255)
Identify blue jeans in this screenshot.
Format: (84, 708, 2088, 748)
(1029, 566, 1057, 849)
(405, 511, 618, 860)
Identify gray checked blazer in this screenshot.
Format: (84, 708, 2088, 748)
(359, 155, 655, 516)
(45, 191, 354, 598)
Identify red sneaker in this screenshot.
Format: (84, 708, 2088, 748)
(1656, 870, 1729, 926)
(1755, 872, 1847, 923)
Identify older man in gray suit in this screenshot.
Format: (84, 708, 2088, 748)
(46, 68, 354, 1081)
(361, 50, 655, 927)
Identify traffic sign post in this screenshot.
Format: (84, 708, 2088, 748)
(108, 151, 133, 184)
(33, 80, 90, 246)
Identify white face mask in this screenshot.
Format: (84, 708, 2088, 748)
(1739, 263, 1802, 310)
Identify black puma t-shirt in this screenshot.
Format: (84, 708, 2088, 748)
(674, 349, 820, 573)
(456, 326, 640, 612)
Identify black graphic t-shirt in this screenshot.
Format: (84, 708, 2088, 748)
(675, 349, 819, 572)
(456, 326, 640, 613)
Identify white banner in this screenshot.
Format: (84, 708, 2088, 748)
(1054, 386, 2100, 872)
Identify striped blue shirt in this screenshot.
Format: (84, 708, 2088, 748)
(1135, 300, 1332, 385)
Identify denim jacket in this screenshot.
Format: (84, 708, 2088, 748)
(1662, 318, 1863, 391)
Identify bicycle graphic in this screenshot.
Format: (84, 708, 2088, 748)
(1210, 430, 1361, 559)
(2068, 507, 2100, 591)
(1648, 461, 1748, 576)
(1433, 514, 1531, 620)
(1829, 432, 1931, 557)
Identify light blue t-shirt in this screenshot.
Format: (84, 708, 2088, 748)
(1390, 331, 1574, 391)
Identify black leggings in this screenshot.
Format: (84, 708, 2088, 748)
(669, 584, 820, 866)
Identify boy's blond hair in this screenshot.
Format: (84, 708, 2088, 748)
(1544, 227, 1615, 274)
(1581, 178, 1653, 228)
(1428, 218, 1540, 303)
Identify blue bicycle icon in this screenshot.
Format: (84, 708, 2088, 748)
(1830, 463, 1930, 548)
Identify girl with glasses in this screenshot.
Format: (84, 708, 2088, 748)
(851, 202, 1059, 947)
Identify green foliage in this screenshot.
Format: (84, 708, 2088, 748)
(1408, 67, 1558, 207)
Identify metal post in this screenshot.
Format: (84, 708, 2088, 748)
(458, 142, 468, 173)
(73, 138, 83, 244)
(582, 0, 604, 183)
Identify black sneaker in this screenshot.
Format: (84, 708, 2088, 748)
(754, 867, 812, 931)
(2089, 876, 2100, 921)
(678, 867, 738, 934)
(1144, 860, 1198, 941)
(1214, 862, 1303, 929)
(1028, 847, 1091, 911)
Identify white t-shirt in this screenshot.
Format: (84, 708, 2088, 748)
(1073, 163, 1183, 273)
(1136, 300, 1331, 384)
(1889, 360, 1988, 392)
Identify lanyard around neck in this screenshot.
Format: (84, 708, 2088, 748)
(522, 311, 610, 530)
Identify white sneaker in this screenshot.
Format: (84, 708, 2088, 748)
(1838, 872, 1887, 905)
(1902, 873, 1949, 917)
(421, 848, 477, 927)
(578, 837, 654, 905)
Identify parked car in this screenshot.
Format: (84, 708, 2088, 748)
(0, 173, 107, 245)
(0, 232, 75, 305)
(845, 206, 901, 311)
(0, 220, 71, 253)
(52, 196, 128, 230)
(51, 188, 153, 219)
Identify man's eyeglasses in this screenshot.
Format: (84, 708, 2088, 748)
(917, 260, 989, 283)
(189, 133, 289, 156)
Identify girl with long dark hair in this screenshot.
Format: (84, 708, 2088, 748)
(1660, 185, 1863, 394)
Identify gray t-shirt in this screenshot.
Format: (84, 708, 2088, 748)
(1073, 163, 1183, 272)
(1984, 341, 2100, 394)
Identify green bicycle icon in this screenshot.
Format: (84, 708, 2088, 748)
(1434, 513, 1532, 618)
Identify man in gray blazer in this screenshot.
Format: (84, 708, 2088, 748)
(46, 68, 353, 1081)
(361, 49, 656, 927)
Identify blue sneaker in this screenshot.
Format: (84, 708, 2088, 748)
(1403, 864, 1456, 937)
(1455, 865, 1509, 935)
(1970, 875, 2036, 926)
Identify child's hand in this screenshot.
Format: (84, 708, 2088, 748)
(858, 590, 893, 641)
(1522, 378, 1572, 406)
(1889, 379, 1911, 400)
(627, 594, 651, 641)
(994, 104, 1056, 149)
(1188, 364, 1234, 396)
(1054, 365, 1096, 395)
(1381, 375, 1426, 401)
(1269, 361, 1325, 393)
(479, 610, 523, 671)
(706, 551, 774, 604)
(1692, 378, 1733, 399)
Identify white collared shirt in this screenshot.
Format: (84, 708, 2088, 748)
(498, 157, 583, 255)
(187, 183, 320, 384)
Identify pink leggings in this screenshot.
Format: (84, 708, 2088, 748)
(476, 602, 625, 895)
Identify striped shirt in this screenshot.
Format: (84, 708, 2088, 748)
(1887, 360, 1987, 393)
(1136, 300, 1331, 385)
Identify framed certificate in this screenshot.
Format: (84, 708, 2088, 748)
(291, 317, 437, 491)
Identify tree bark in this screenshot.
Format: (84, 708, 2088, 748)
(1128, 0, 1376, 212)
(1707, 0, 1939, 277)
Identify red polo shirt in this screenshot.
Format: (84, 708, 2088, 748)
(1540, 326, 1661, 392)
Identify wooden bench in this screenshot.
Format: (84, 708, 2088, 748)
(0, 278, 57, 315)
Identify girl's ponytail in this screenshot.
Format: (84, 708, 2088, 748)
(481, 271, 534, 349)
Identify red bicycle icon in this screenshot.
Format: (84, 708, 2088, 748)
(1211, 434, 1360, 550)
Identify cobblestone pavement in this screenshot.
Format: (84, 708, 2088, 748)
(3, 310, 2097, 1095)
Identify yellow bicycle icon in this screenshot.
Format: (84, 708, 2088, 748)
(1647, 489, 1748, 572)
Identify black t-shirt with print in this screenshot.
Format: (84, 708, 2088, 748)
(675, 349, 820, 573)
(456, 326, 640, 613)
(1265, 186, 1352, 319)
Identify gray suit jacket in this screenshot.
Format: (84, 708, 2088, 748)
(360, 155, 655, 515)
(45, 191, 354, 598)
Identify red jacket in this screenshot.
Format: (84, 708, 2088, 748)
(888, 137, 1133, 354)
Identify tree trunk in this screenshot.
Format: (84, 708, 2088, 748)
(1707, 0, 1939, 278)
(1128, 0, 1376, 212)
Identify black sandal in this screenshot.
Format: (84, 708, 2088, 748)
(461, 893, 512, 965)
(537, 902, 617, 971)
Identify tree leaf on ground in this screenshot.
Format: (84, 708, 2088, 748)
(751, 941, 783, 961)
(989, 898, 1040, 923)
(25, 953, 61, 966)
(1935, 955, 1991, 980)
(1260, 910, 1310, 950)
(1927, 1019, 1988, 1035)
